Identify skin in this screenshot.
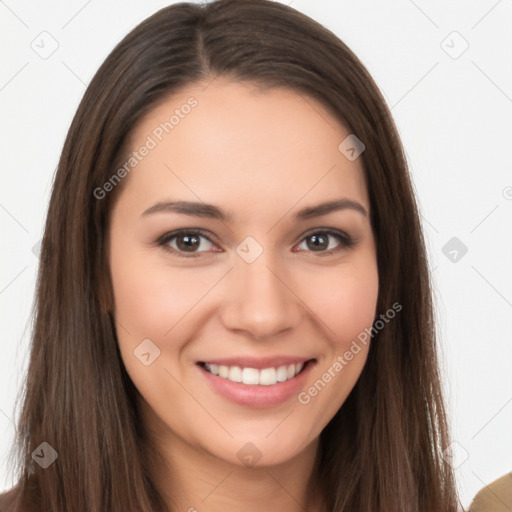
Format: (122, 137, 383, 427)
(106, 77, 379, 512)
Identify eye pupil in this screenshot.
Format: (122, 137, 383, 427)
(162, 230, 347, 257)
(307, 234, 328, 251)
(177, 234, 200, 251)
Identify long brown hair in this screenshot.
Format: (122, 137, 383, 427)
(1, 0, 460, 510)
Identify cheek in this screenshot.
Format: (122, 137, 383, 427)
(110, 251, 163, 336)
(108, 247, 200, 410)
(110, 245, 210, 338)
(305, 257, 379, 344)
(294, 255, 378, 431)
(109, 244, 226, 393)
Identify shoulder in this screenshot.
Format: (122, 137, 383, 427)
(469, 473, 512, 512)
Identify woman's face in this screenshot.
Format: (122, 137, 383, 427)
(107, 78, 378, 468)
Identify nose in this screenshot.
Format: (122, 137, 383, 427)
(219, 251, 302, 340)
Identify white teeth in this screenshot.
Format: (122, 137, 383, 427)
(228, 366, 242, 382)
(276, 365, 288, 382)
(242, 368, 259, 385)
(208, 363, 219, 376)
(259, 367, 276, 386)
(203, 362, 306, 385)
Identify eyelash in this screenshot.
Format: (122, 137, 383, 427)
(156, 228, 355, 258)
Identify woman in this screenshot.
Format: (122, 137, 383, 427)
(0, 0, 461, 510)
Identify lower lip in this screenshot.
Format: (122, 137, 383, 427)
(197, 360, 316, 408)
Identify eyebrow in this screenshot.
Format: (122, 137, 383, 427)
(141, 198, 368, 221)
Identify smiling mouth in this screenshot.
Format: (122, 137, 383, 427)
(197, 359, 315, 386)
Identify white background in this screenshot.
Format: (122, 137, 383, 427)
(1, 0, 511, 509)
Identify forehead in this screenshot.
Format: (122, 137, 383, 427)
(116, 78, 369, 222)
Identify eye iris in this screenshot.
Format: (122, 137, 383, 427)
(177, 234, 200, 251)
(307, 234, 328, 251)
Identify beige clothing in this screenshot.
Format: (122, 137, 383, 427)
(469, 473, 512, 512)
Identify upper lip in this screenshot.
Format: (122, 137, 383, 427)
(197, 356, 315, 370)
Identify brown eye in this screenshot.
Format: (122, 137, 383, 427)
(305, 233, 329, 251)
(157, 230, 218, 257)
(296, 230, 354, 254)
(175, 233, 201, 252)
